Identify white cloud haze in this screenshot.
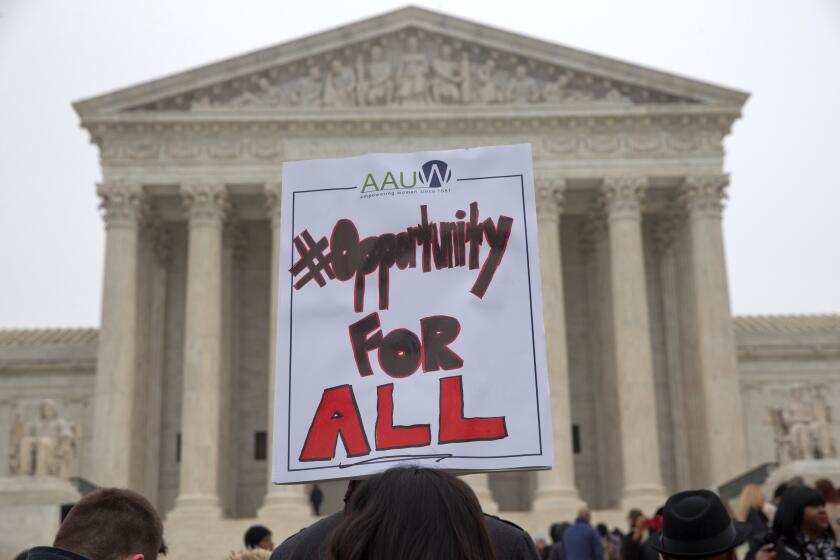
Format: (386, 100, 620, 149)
(0, 0, 838, 328)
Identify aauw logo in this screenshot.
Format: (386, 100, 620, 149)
(360, 160, 453, 192)
(419, 160, 452, 188)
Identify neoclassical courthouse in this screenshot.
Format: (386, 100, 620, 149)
(2, 7, 839, 554)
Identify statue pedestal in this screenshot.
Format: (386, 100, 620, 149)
(0, 477, 81, 558)
(764, 459, 840, 494)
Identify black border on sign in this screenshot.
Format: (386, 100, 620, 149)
(286, 174, 542, 473)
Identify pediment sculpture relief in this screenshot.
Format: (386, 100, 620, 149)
(9, 399, 79, 478)
(132, 30, 695, 112)
(769, 384, 838, 464)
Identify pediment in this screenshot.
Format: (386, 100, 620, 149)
(74, 7, 747, 118)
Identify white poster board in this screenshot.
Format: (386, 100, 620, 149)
(272, 143, 553, 483)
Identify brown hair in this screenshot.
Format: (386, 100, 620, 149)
(54, 488, 166, 560)
(815, 478, 840, 504)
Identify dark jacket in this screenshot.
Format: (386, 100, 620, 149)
(620, 532, 659, 560)
(272, 511, 539, 560)
(546, 541, 564, 560)
(562, 517, 604, 560)
(27, 548, 89, 560)
(745, 507, 770, 560)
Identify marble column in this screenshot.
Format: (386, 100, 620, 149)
(682, 175, 747, 486)
(92, 181, 144, 489)
(171, 183, 228, 517)
(602, 176, 666, 512)
(141, 220, 170, 506)
(532, 179, 584, 514)
(655, 210, 692, 491)
(259, 182, 311, 521)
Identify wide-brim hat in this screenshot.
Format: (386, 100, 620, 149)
(651, 490, 752, 558)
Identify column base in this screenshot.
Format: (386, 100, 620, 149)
(168, 493, 223, 520)
(532, 485, 586, 519)
(619, 484, 667, 515)
(257, 485, 312, 523)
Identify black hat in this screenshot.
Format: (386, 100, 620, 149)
(651, 490, 752, 558)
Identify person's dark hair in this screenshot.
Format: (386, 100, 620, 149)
(549, 522, 570, 543)
(773, 482, 789, 501)
(54, 488, 166, 560)
(596, 523, 608, 537)
(815, 479, 840, 504)
(772, 485, 826, 540)
(244, 525, 272, 549)
(328, 466, 496, 560)
(14, 550, 28, 560)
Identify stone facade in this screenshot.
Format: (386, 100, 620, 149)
(736, 316, 840, 467)
(2, 6, 838, 557)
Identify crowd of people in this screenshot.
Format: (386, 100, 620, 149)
(13, 468, 840, 560)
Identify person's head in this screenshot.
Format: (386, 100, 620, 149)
(596, 523, 608, 538)
(772, 485, 829, 540)
(652, 490, 751, 560)
(243, 525, 273, 551)
(577, 506, 591, 523)
(41, 399, 58, 419)
(328, 466, 495, 560)
(736, 484, 765, 522)
(773, 482, 789, 505)
(627, 508, 644, 529)
(534, 535, 547, 550)
(549, 522, 570, 543)
(815, 478, 840, 504)
(53, 488, 165, 560)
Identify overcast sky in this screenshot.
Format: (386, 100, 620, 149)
(0, 0, 838, 329)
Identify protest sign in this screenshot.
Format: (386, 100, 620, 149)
(272, 143, 553, 483)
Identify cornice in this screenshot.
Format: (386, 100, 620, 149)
(81, 103, 741, 128)
(0, 359, 98, 373)
(736, 344, 840, 361)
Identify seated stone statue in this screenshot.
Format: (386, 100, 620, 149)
(10, 399, 77, 478)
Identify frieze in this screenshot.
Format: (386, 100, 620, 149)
(91, 121, 725, 165)
(126, 29, 697, 113)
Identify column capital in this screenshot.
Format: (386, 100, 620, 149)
(601, 176, 647, 220)
(535, 178, 566, 223)
(97, 181, 146, 229)
(681, 174, 729, 217)
(264, 181, 282, 228)
(182, 182, 229, 226)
